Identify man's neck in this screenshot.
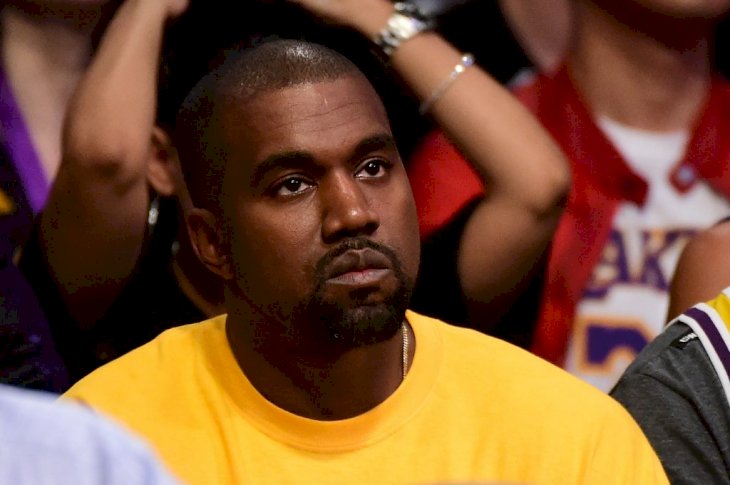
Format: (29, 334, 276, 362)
(0, 5, 99, 179)
(568, 1, 715, 131)
(225, 309, 413, 420)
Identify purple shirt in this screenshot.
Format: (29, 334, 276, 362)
(0, 66, 50, 215)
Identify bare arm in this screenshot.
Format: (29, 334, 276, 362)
(291, 0, 571, 327)
(667, 221, 730, 321)
(38, 0, 188, 326)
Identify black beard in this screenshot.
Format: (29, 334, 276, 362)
(302, 237, 413, 347)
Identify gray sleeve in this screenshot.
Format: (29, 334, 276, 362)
(612, 372, 729, 485)
(611, 329, 730, 485)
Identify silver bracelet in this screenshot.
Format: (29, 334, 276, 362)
(419, 53, 474, 115)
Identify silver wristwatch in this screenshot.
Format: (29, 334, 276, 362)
(374, 2, 435, 56)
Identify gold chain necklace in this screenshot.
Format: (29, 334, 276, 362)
(401, 322, 409, 380)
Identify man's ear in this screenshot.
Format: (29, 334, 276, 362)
(187, 208, 234, 280)
(147, 126, 178, 197)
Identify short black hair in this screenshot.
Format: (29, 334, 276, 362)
(175, 39, 363, 211)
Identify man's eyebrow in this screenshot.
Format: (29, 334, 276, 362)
(350, 134, 397, 163)
(250, 151, 316, 187)
(250, 133, 397, 186)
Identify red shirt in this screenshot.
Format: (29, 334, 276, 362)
(407, 65, 730, 365)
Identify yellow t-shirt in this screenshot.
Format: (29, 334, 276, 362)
(64, 311, 668, 485)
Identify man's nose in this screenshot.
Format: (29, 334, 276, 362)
(320, 172, 380, 242)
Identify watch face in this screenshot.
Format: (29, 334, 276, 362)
(376, 7, 435, 55)
(387, 13, 423, 40)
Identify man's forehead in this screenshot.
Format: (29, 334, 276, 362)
(217, 75, 388, 129)
(211, 75, 392, 161)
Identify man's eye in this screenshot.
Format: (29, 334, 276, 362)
(274, 177, 312, 196)
(357, 160, 389, 178)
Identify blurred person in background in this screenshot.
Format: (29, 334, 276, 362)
(0, 0, 118, 391)
(407, 0, 730, 392)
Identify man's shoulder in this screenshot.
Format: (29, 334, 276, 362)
(410, 311, 624, 409)
(612, 321, 698, 391)
(410, 311, 654, 459)
(622, 289, 730, 392)
(64, 316, 226, 404)
(611, 291, 729, 404)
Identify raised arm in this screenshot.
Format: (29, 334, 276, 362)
(291, 0, 571, 327)
(36, 0, 188, 326)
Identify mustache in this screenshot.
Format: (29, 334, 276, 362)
(313, 237, 403, 280)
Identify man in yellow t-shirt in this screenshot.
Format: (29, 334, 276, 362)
(65, 39, 667, 484)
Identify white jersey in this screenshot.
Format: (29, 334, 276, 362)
(565, 116, 730, 392)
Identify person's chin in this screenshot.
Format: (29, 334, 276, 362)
(324, 302, 404, 347)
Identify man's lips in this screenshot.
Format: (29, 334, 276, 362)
(325, 248, 393, 285)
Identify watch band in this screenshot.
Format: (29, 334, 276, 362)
(373, 2, 435, 57)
